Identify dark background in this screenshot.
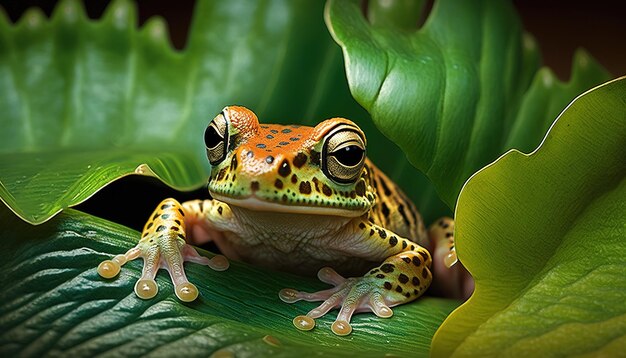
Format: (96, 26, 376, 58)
(2, 0, 624, 231)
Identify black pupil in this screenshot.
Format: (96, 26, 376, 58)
(204, 126, 223, 149)
(333, 145, 364, 166)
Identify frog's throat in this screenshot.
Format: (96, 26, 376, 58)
(210, 193, 367, 218)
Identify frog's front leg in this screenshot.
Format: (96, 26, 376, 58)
(279, 221, 432, 336)
(97, 198, 230, 302)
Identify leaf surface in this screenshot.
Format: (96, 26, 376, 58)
(325, 0, 610, 207)
(0, 207, 459, 357)
(431, 77, 626, 357)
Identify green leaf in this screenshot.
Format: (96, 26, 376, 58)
(0, 0, 449, 225)
(0, 206, 459, 357)
(325, 0, 611, 207)
(431, 77, 626, 356)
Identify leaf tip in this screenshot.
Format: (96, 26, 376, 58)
(103, 0, 137, 31)
(18, 7, 47, 30)
(52, 0, 85, 25)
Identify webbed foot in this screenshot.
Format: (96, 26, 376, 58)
(97, 198, 229, 302)
(280, 249, 431, 336)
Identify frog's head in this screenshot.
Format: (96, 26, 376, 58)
(205, 106, 376, 217)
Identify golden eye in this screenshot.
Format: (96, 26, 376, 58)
(205, 109, 229, 165)
(322, 126, 366, 184)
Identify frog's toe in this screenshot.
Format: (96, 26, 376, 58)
(281, 267, 396, 336)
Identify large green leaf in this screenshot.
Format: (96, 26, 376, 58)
(431, 77, 626, 356)
(0, 206, 459, 357)
(0, 0, 449, 225)
(325, 0, 611, 207)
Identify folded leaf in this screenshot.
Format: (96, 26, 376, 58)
(325, 0, 610, 207)
(1, 0, 448, 224)
(432, 77, 626, 356)
(0, 207, 459, 357)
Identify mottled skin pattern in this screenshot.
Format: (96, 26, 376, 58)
(97, 106, 457, 336)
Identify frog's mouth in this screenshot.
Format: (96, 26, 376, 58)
(210, 192, 368, 218)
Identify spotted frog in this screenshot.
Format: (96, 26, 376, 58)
(97, 106, 458, 335)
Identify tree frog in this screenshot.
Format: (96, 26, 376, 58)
(97, 106, 459, 336)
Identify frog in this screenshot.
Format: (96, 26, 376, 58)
(97, 106, 459, 336)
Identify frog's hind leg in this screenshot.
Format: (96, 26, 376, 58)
(429, 217, 457, 268)
(97, 198, 229, 302)
(428, 217, 474, 299)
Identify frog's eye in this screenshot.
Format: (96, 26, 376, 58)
(322, 126, 366, 184)
(205, 110, 229, 165)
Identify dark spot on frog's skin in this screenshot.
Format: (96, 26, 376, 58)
(161, 204, 173, 210)
(257, 143, 266, 149)
(404, 292, 411, 298)
(266, 134, 274, 139)
(402, 241, 407, 249)
(376, 274, 385, 279)
(401, 257, 411, 264)
(156, 225, 166, 232)
(369, 229, 375, 236)
(413, 289, 419, 295)
(230, 155, 238, 170)
(412, 277, 420, 286)
(152, 213, 159, 220)
(419, 251, 429, 261)
(395, 286, 403, 293)
(422, 268, 429, 278)
(175, 220, 181, 225)
(412, 256, 421, 267)
(142, 232, 148, 237)
(251, 181, 260, 192)
(178, 233, 185, 240)
(381, 263, 394, 273)
(146, 222, 153, 229)
(358, 222, 366, 229)
(161, 213, 170, 219)
(290, 137, 299, 141)
(384, 282, 392, 290)
(217, 206, 223, 215)
(312, 177, 320, 192)
(171, 226, 179, 231)
(355, 181, 366, 197)
(271, 129, 278, 134)
(410, 245, 415, 251)
(310, 150, 321, 165)
(217, 168, 227, 181)
(275, 179, 283, 189)
(389, 236, 398, 247)
(446, 232, 453, 238)
(282, 194, 288, 202)
(381, 203, 390, 217)
(378, 229, 387, 239)
(178, 208, 185, 216)
(299, 181, 311, 194)
(278, 160, 291, 177)
(398, 274, 409, 284)
(291, 174, 298, 184)
(379, 178, 392, 196)
(350, 191, 356, 199)
(247, 151, 254, 158)
(398, 204, 411, 227)
(266, 156, 274, 164)
(279, 141, 289, 146)
(322, 184, 332, 196)
(281, 128, 292, 133)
